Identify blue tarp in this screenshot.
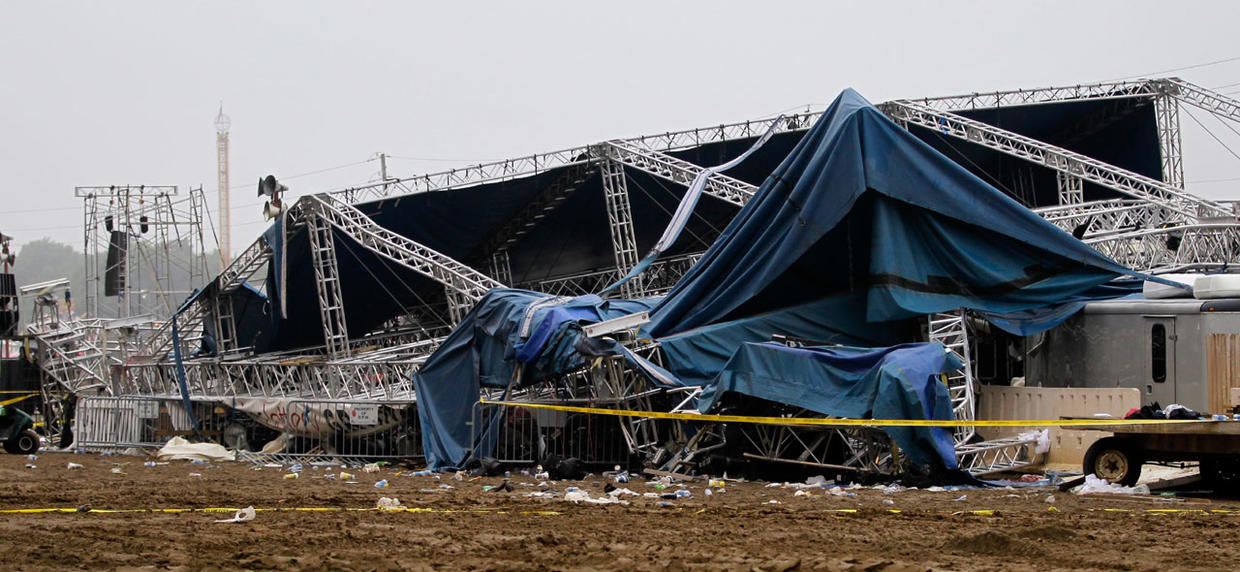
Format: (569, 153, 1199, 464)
(699, 342, 961, 468)
(413, 289, 660, 469)
(645, 89, 1168, 341)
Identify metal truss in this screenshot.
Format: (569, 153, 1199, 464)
(1154, 94, 1185, 188)
(329, 112, 819, 206)
(927, 310, 976, 445)
(1158, 78, 1240, 125)
(1056, 171, 1084, 205)
(599, 140, 758, 207)
(517, 252, 702, 298)
(145, 237, 274, 358)
(1034, 199, 1177, 239)
(956, 435, 1040, 477)
(307, 213, 352, 359)
(117, 333, 439, 400)
(307, 194, 503, 303)
(738, 421, 895, 476)
(878, 100, 1230, 219)
(1084, 223, 1240, 273)
(598, 158, 644, 298)
(903, 80, 1158, 111)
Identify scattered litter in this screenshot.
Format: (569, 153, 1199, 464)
(703, 488, 713, 497)
(263, 463, 283, 468)
(805, 475, 829, 487)
(66, 462, 84, 470)
(284, 473, 298, 480)
(409, 470, 433, 477)
(826, 487, 855, 498)
(374, 479, 388, 488)
(438, 484, 454, 490)
(376, 497, 406, 510)
(188, 473, 202, 478)
(215, 506, 256, 523)
(339, 472, 355, 481)
(1044, 495, 1056, 503)
(926, 486, 947, 492)
(110, 467, 125, 474)
(953, 495, 968, 502)
(883, 499, 895, 505)
(27, 454, 37, 461)
(564, 489, 628, 505)
(879, 484, 903, 495)
(768, 500, 781, 504)
(25, 464, 36, 469)
(1072, 474, 1150, 495)
(794, 490, 812, 497)
(453, 471, 465, 481)
(156, 437, 235, 463)
(363, 463, 381, 473)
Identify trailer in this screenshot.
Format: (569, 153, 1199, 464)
(1079, 420, 1240, 486)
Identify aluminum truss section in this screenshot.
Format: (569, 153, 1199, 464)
(903, 80, 1159, 111)
(956, 435, 1040, 477)
(599, 140, 757, 207)
(738, 422, 894, 477)
(1159, 78, 1240, 125)
(307, 194, 503, 305)
(329, 111, 819, 205)
(518, 252, 703, 298)
(927, 310, 976, 445)
(878, 100, 1231, 219)
(598, 158, 644, 298)
(1084, 223, 1240, 273)
(1154, 94, 1185, 188)
(1056, 171, 1084, 205)
(1034, 199, 1178, 239)
(145, 237, 273, 358)
(307, 213, 352, 359)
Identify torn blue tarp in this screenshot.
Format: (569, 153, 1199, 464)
(698, 341, 961, 468)
(413, 289, 660, 469)
(645, 89, 1179, 341)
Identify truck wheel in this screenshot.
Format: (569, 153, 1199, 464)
(4, 430, 40, 455)
(1083, 437, 1142, 487)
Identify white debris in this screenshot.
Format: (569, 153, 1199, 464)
(215, 506, 256, 523)
(376, 497, 406, 511)
(1072, 474, 1150, 495)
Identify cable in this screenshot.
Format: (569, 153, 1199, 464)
(1183, 107, 1240, 163)
(1104, 55, 1240, 82)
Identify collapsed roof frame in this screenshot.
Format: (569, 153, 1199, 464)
(36, 78, 1240, 406)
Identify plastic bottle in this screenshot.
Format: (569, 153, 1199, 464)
(284, 473, 299, 480)
(674, 489, 691, 498)
(339, 472, 355, 480)
(410, 470, 433, 477)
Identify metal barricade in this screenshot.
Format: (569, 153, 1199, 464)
(228, 398, 422, 463)
(72, 396, 423, 464)
(471, 401, 631, 468)
(74, 396, 228, 450)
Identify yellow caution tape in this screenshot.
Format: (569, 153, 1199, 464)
(0, 505, 1230, 516)
(0, 393, 37, 407)
(480, 399, 1213, 428)
(0, 506, 562, 515)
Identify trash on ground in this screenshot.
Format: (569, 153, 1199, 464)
(1072, 474, 1150, 495)
(155, 437, 235, 463)
(67, 462, 84, 470)
(376, 497, 406, 510)
(215, 506, 256, 523)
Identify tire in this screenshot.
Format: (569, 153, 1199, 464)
(3, 430, 40, 456)
(1083, 437, 1143, 487)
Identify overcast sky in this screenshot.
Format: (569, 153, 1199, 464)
(3, 1, 1240, 253)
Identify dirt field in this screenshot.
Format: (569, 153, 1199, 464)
(0, 452, 1236, 571)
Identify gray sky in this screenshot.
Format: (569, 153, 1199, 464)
(3, 1, 1240, 254)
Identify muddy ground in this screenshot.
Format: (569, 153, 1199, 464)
(0, 452, 1236, 571)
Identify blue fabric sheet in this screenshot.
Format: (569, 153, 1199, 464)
(644, 89, 1178, 340)
(698, 341, 961, 468)
(413, 289, 660, 469)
